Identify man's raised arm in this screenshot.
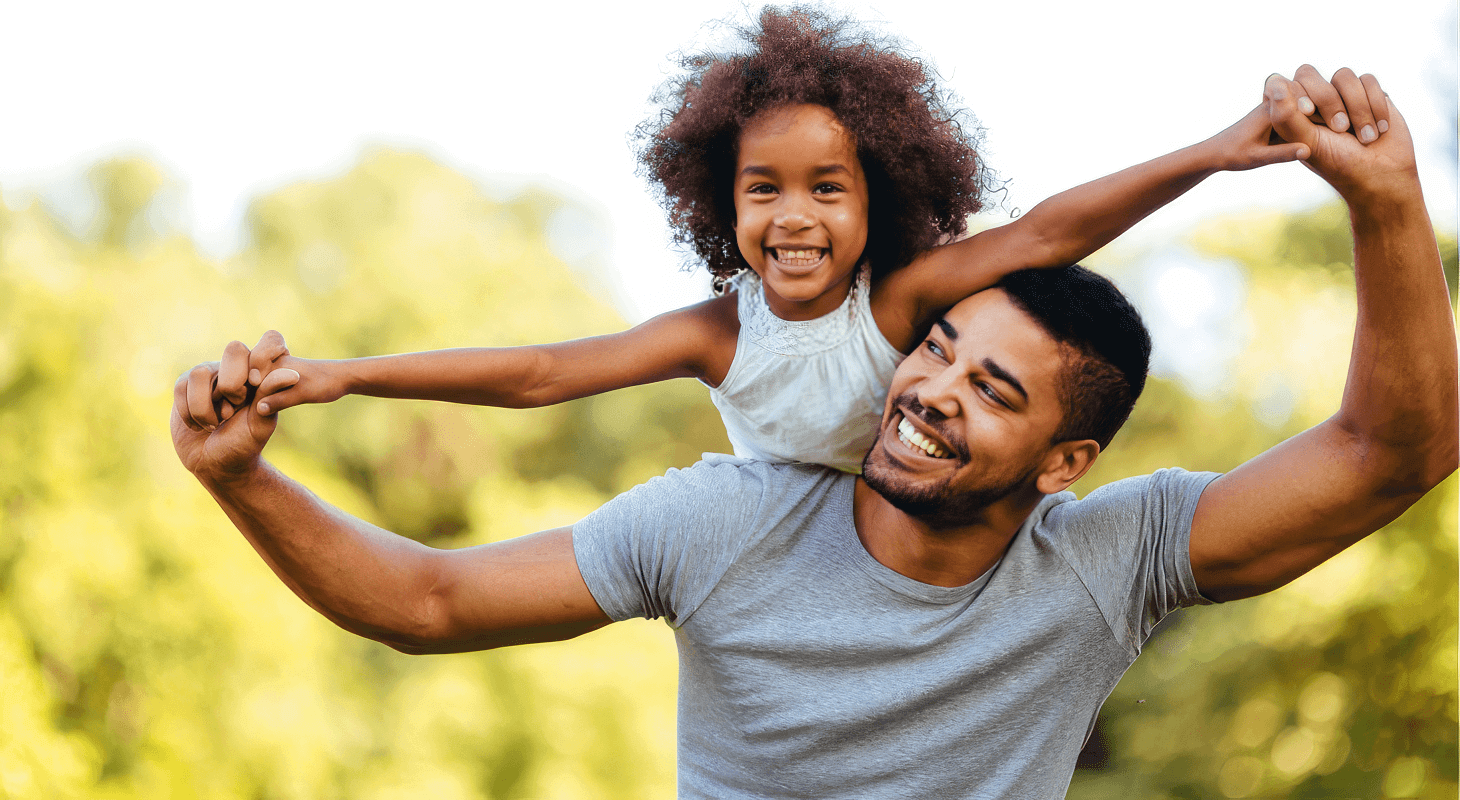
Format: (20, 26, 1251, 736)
(171, 333, 612, 653)
(1189, 67, 1458, 602)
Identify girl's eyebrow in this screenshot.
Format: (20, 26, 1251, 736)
(739, 164, 854, 177)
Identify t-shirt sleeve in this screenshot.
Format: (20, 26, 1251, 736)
(1041, 467, 1221, 656)
(571, 459, 771, 626)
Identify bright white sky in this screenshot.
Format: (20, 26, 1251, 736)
(3, 0, 1456, 322)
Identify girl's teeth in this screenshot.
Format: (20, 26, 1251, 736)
(775, 248, 822, 264)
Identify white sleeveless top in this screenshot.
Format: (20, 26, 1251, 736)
(705, 267, 906, 473)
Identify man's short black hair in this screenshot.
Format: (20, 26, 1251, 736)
(995, 266, 1151, 450)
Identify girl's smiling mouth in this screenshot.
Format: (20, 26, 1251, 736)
(768, 247, 828, 272)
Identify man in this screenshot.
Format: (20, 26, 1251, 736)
(173, 68, 1455, 797)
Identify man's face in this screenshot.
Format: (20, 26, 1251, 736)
(862, 289, 1070, 527)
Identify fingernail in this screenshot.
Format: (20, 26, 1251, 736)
(249, 369, 262, 385)
(1331, 112, 1349, 132)
(1270, 85, 1287, 101)
(1377, 119, 1389, 133)
(1298, 97, 1314, 115)
(258, 402, 271, 415)
(1359, 124, 1376, 144)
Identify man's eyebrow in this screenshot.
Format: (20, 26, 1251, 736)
(982, 357, 1028, 403)
(936, 319, 958, 340)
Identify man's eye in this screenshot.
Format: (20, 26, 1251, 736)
(978, 383, 1008, 407)
(924, 340, 945, 359)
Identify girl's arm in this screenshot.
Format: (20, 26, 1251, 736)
(249, 293, 740, 416)
(874, 102, 1312, 350)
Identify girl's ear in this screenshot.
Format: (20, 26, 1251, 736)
(1034, 440, 1100, 495)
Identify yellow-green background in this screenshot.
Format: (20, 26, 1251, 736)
(0, 153, 1454, 799)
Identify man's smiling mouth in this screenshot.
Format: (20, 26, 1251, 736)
(896, 412, 953, 459)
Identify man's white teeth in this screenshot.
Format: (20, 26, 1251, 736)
(774, 248, 822, 265)
(897, 416, 950, 459)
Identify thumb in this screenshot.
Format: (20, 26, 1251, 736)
(1256, 141, 1311, 167)
(1265, 74, 1318, 156)
(254, 369, 301, 416)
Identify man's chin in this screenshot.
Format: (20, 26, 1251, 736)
(861, 434, 1027, 530)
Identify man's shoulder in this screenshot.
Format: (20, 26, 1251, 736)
(1033, 467, 1223, 533)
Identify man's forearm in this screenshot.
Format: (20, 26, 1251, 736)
(1339, 180, 1458, 490)
(199, 461, 443, 646)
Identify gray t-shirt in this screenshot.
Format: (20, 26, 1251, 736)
(573, 459, 1219, 799)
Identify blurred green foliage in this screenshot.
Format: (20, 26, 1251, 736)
(0, 153, 1453, 799)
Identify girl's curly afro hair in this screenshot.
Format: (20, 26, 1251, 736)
(634, 5, 991, 288)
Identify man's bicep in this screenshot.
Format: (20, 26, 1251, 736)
(410, 527, 613, 654)
(1188, 422, 1420, 602)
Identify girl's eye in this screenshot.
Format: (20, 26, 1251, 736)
(746, 183, 777, 195)
(813, 182, 843, 195)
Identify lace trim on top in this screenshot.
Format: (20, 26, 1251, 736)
(735, 266, 873, 357)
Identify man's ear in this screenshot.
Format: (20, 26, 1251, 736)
(1034, 439, 1100, 495)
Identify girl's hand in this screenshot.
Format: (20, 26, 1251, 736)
(244, 339, 351, 416)
(1204, 101, 1311, 173)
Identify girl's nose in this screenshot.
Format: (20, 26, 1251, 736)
(773, 195, 815, 232)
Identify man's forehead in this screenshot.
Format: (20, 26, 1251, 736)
(944, 288, 1042, 339)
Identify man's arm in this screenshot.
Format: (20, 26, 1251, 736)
(1189, 67, 1458, 602)
(174, 343, 611, 654)
(874, 102, 1310, 348)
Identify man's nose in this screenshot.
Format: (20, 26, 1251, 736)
(916, 367, 963, 421)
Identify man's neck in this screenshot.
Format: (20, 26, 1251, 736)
(850, 478, 1042, 587)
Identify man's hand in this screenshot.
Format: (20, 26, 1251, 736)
(1204, 101, 1311, 172)
(171, 331, 300, 482)
(1265, 66, 1417, 203)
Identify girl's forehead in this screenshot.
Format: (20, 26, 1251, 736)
(742, 104, 851, 141)
(737, 104, 859, 166)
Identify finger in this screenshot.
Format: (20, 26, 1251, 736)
(248, 330, 290, 386)
(1254, 141, 1311, 167)
(1330, 67, 1376, 144)
(174, 371, 205, 431)
(1265, 73, 1316, 156)
(1360, 73, 1390, 137)
(1293, 63, 1347, 133)
(217, 340, 250, 405)
(186, 364, 222, 429)
(255, 369, 302, 416)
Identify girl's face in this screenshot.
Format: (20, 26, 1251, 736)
(733, 104, 870, 321)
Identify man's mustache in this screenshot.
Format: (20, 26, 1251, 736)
(891, 392, 969, 461)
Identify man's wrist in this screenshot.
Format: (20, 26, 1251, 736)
(197, 455, 272, 493)
(1339, 172, 1427, 223)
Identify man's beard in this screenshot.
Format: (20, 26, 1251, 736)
(861, 394, 1036, 530)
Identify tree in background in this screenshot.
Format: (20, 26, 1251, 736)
(0, 153, 1453, 799)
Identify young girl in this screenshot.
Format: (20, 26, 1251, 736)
(236, 8, 1305, 472)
